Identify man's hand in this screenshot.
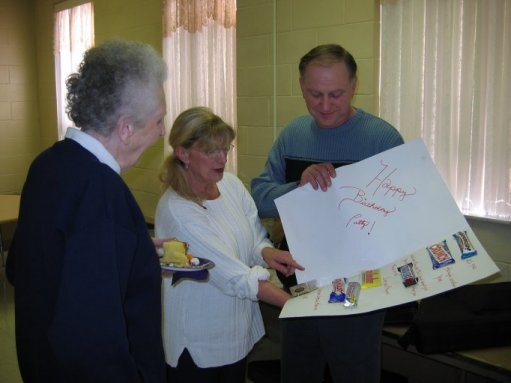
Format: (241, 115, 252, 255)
(300, 162, 336, 191)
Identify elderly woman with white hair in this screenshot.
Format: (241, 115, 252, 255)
(7, 40, 169, 382)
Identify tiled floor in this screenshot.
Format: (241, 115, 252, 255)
(0, 265, 279, 383)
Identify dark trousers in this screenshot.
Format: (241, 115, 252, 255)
(280, 311, 386, 383)
(166, 348, 247, 383)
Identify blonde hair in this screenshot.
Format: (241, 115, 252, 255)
(159, 106, 235, 203)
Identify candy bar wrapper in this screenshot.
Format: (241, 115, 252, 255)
(453, 230, 478, 259)
(344, 281, 361, 308)
(328, 278, 347, 303)
(397, 262, 419, 287)
(427, 240, 455, 269)
(290, 280, 317, 297)
(361, 269, 382, 289)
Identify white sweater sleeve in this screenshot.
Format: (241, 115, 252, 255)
(155, 179, 271, 301)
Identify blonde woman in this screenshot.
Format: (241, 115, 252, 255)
(155, 107, 303, 383)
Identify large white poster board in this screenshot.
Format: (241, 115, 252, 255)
(275, 139, 500, 318)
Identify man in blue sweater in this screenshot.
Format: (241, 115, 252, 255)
(7, 40, 169, 382)
(251, 44, 404, 383)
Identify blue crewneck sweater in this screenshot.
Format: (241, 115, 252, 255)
(251, 109, 404, 218)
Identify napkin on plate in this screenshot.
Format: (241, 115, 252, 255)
(171, 269, 209, 285)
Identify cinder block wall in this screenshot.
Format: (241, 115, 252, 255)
(0, 0, 509, 280)
(0, 0, 40, 193)
(5, 0, 166, 222)
(236, 0, 379, 185)
(235, 0, 511, 282)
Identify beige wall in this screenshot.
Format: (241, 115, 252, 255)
(0, 0, 165, 221)
(0, 0, 40, 193)
(0, 0, 510, 280)
(235, 0, 511, 282)
(236, 0, 378, 186)
(93, 0, 166, 221)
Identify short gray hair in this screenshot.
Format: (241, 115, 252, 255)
(66, 39, 167, 136)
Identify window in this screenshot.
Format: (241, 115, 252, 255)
(380, 0, 511, 221)
(54, 1, 94, 139)
(163, 0, 237, 173)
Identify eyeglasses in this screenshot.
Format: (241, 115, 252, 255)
(200, 144, 235, 158)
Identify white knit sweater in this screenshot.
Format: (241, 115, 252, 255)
(155, 172, 272, 368)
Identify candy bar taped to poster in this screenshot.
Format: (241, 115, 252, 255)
(275, 139, 499, 318)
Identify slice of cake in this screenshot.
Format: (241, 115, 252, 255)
(162, 239, 189, 266)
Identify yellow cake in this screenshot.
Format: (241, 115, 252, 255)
(162, 239, 189, 266)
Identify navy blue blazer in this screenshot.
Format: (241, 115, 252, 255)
(7, 139, 166, 382)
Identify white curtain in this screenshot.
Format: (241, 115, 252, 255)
(163, 0, 237, 173)
(380, 0, 511, 221)
(54, 2, 94, 140)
